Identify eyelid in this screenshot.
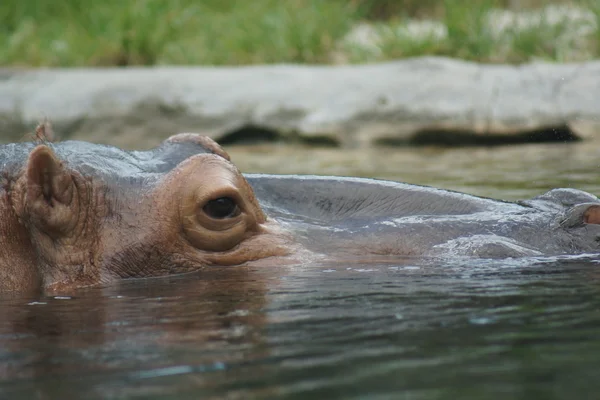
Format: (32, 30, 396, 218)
(201, 190, 245, 212)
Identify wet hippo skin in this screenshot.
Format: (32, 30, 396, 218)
(2, 124, 600, 292)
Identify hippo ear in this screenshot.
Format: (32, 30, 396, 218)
(164, 133, 231, 161)
(25, 145, 75, 233)
(33, 119, 56, 142)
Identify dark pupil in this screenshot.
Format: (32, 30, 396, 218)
(203, 197, 238, 219)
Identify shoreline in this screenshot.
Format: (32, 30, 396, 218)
(1, 57, 599, 148)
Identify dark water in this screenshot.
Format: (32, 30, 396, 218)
(2, 141, 600, 399)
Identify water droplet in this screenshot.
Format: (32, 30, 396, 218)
(227, 309, 250, 317)
(468, 316, 496, 325)
(137, 365, 193, 379)
(212, 362, 226, 370)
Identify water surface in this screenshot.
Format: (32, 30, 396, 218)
(2, 141, 600, 399)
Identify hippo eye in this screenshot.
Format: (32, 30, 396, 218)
(203, 197, 240, 219)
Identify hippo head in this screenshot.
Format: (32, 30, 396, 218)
(0, 133, 291, 292)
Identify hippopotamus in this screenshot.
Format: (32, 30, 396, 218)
(2, 124, 600, 292)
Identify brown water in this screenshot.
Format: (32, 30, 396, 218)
(2, 141, 600, 399)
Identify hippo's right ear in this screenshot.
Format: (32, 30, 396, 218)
(23, 145, 77, 234)
(164, 133, 231, 161)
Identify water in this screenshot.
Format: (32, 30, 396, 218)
(2, 141, 600, 399)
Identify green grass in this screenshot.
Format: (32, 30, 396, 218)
(0, 0, 598, 67)
(585, 0, 600, 55)
(345, 0, 598, 64)
(0, 0, 360, 66)
(507, 19, 572, 62)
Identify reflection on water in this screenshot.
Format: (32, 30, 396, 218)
(2, 141, 600, 399)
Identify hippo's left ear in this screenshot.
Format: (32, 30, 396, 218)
(33, 120, 56, 142)
(561, 203, 600, 227)
(23, 145, 77, 234)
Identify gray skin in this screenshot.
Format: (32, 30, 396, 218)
(2, 133, 600, 292)
(247, 174, 600, 258)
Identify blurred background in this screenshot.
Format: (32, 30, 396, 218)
(1, 0, 599, 198)
(1, 0, 598, 67)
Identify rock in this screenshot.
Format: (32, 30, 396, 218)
(1, 57, 600, 148)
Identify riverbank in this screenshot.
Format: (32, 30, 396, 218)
(2, 58, 599, 149)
